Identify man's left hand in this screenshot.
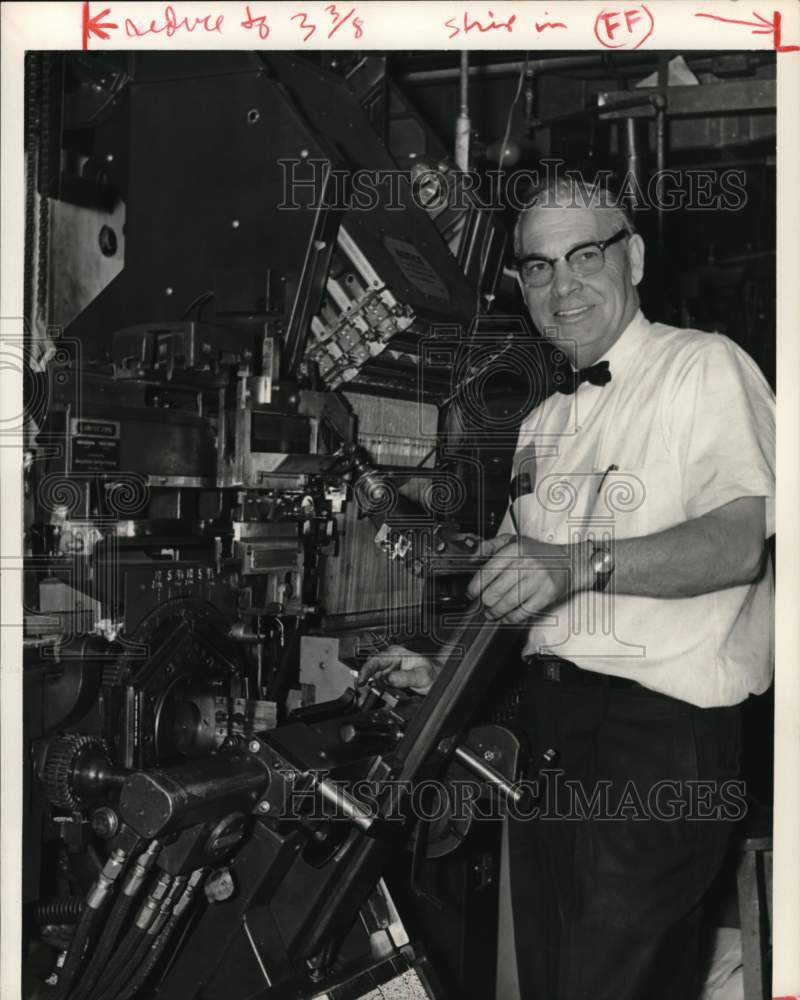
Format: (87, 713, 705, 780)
(466, 534, 591, 625)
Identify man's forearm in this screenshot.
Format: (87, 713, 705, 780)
(574, 496, 767, 599)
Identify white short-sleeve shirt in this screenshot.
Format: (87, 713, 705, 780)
(500, 310, 775, 708)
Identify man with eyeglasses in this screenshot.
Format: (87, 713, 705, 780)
(361, 176, 774, 999)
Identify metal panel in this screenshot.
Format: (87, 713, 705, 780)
(598, 79, 776, 120)
(66, 58, 335, 363)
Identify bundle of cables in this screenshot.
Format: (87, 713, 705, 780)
(47, 839, 206, 1000)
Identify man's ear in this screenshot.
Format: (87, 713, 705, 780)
(627, 234, 645, 286)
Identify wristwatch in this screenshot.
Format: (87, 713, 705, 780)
(589, 543, 615, 591)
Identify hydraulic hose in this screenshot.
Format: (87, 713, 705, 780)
(68, 841, 161, 1000)
(88, 871, 173, 1000)
(115, 870, 204, 1000)
(51, 848, 130, 999)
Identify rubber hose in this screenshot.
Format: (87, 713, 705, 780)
(67, 891, 137, 1000)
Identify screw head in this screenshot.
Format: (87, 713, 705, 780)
(483, 750, 496, 762)
(256, 800, 271, 814)
(248, 740, 261, 754)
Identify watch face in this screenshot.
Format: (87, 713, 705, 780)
(592, 547, 614, 575)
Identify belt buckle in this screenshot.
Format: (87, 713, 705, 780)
(543, 661, 561, 683)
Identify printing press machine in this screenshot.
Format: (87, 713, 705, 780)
(20, 51, 555, 1000)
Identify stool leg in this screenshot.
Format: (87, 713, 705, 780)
(737, 851, 765, 1000)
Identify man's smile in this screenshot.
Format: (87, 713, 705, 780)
(553, 304, 595, 322)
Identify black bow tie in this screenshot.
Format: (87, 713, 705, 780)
(553, 359, 612, 395)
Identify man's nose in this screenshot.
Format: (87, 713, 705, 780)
(551, 258, 582, 298)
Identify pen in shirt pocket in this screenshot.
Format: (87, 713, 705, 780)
(596, 464, 619, 494)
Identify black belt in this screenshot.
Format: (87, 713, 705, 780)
(524, 654, 641, 691)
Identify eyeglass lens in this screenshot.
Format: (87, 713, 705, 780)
(521, 243, 606, 287)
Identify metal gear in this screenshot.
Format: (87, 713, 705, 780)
(40, 733, 111, 810)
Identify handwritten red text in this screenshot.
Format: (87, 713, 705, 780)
(445, 10, 517, 40)
(534, 16, 567, 33)
(593, 4, 654, 48)
(123, 5, 224, 37)
(241, 4, 270, 39)
(291, 5, 363, 41)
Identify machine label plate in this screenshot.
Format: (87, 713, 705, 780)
(383, 236, 449, 302)
(70, 419, 121, 472)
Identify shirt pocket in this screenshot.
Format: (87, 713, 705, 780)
(594, 459, 680, 537)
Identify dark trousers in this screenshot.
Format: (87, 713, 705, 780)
(508, 659, 742, 1000)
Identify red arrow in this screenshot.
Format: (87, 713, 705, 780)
(694, 10, 799, 51)
(82, 2, 119, 49)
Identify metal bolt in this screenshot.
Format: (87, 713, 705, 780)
(204, 868, 235, 903)
(105, 153, 114, 163)
(91, 807, 119, 839)
(231, 219, 240, 229)
(256, 800, 271, 814)
(165, 287, 173, 296)
(299, 148, 310, 159)
(483, 750, 496, 762)
(248, 740, 261, 753)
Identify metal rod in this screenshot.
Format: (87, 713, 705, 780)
(314, 777, 375, 832)
(454, 51, 470, 170)
(654, 94, 667, 250)
(624, 117, 642, 192)
(401, 56, 612, 84)
(397, 52, 732, 84)
(453, 745, 524, 805)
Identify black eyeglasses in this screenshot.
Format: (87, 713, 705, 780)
(515, 228, 629, 288)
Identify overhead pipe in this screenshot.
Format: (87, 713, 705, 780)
(402, 55, 627, 84)
(454, 51, 470, 170)
(624, 117, 642, 194)
(398, 52, 727, 84)
(652, 94, 667, 252)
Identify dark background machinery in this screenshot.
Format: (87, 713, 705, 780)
(21, 48, 776, 1000)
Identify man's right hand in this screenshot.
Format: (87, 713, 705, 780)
(358, 644, 440, 694)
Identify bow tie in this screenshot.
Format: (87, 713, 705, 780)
(553, 359, 612, 395)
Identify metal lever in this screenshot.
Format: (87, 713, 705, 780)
(452, 745, 526, 806)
